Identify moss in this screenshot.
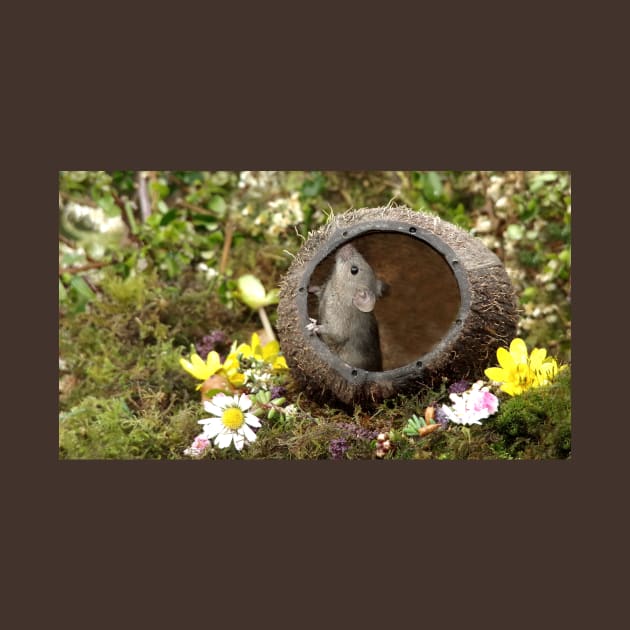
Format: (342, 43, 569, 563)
(372, 369, 571, 461)
(485, 369, 571, 459)
(58, 267, 250, 459)
(59, 396, 201, 460)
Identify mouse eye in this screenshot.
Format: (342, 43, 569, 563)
(350, 265, 359, 275)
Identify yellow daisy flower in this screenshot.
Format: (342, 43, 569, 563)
(485, 338, 565, 396)
(179, 351, 223, 386)
(222, 353, 247, 387)
(236, 333, 288, 372)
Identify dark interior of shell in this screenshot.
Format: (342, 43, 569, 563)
(308, 232, 461, 370)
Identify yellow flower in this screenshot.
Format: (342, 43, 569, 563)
(236, 333, 288, 371)
(180, 351, 223, 385)
(222, 353, 247, 387)
(485, 338, 566, 396)
(180, 349, 248, 390)
(271, 354, 288, 371)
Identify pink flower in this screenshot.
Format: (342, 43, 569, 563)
(472, 389, 499, 415)
(441, 381, 499, 426)
(184, 434, 211, 458)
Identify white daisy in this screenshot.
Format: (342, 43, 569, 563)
(198, 393, 261, 451)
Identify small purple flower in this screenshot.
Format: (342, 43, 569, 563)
(329, 438, 349, 460)
(195, 330, 232, 360)
(270, 385, 287, 401)
(449, 380, 470, 394)
(434, 406, 450, 428)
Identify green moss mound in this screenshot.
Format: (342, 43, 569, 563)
(59, 270, 247, 460)
(486, 369, 571, 459)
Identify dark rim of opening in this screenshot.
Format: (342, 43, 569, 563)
(295, 220, 472, 384)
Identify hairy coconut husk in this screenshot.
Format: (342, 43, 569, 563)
(277, 206, 518, 408)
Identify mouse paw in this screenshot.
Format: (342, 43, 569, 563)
(306, 317, 320, 334)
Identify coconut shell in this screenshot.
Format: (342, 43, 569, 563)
(277, 206, 518, 408)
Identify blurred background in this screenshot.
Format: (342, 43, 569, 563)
(59, 170, 571, 361)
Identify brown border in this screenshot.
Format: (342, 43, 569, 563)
(11, 9, 606, 623)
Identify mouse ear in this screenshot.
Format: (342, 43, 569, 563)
(353, 287, 376, 312)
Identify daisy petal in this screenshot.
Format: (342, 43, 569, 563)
(203, 401, 225, 417)
(238, 394, 253, 411)
(241, 424, 257, 443)
(199, 418, 223, 438)
(233, 433, 245, 451)
(244, 413, 261, 428)
(214, 431, 234, 449)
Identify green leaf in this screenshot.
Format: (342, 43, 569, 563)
(160, 209, 179, 226)
(70, 276, 95, 302)
(162, 255, 178, 278)
(99, 193, 119, 217)
(423, 171, 443, 201)
(149, 179, 170, 199)
(301, 171, 326, 198)
(265, 288, 280, 306)
(209, 195, 226, 217)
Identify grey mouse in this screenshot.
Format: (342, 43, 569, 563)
(308, 242, 387, 371)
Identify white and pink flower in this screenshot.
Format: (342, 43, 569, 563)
(441, 381, 499, 426)
(184, 434, 211, 458)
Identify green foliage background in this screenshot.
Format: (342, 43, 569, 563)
(59, 171, 571, 460)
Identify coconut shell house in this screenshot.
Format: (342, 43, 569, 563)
(277, 206, 518, 408)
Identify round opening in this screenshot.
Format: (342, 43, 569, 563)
(306, 231, 462, 371)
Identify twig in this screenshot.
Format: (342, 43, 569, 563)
(82, 275, 103, 295)
(176, 199, 217, 215)
(137, 171, 153, 222)
(219, 221, 234, 275)
(111, 190, 142, 245)
(148, 171, 159, 209)
(59, 260, 111, 276)
(59, 234, 76, 248)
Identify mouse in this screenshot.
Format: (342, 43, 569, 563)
(307, 242, 387, 371)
